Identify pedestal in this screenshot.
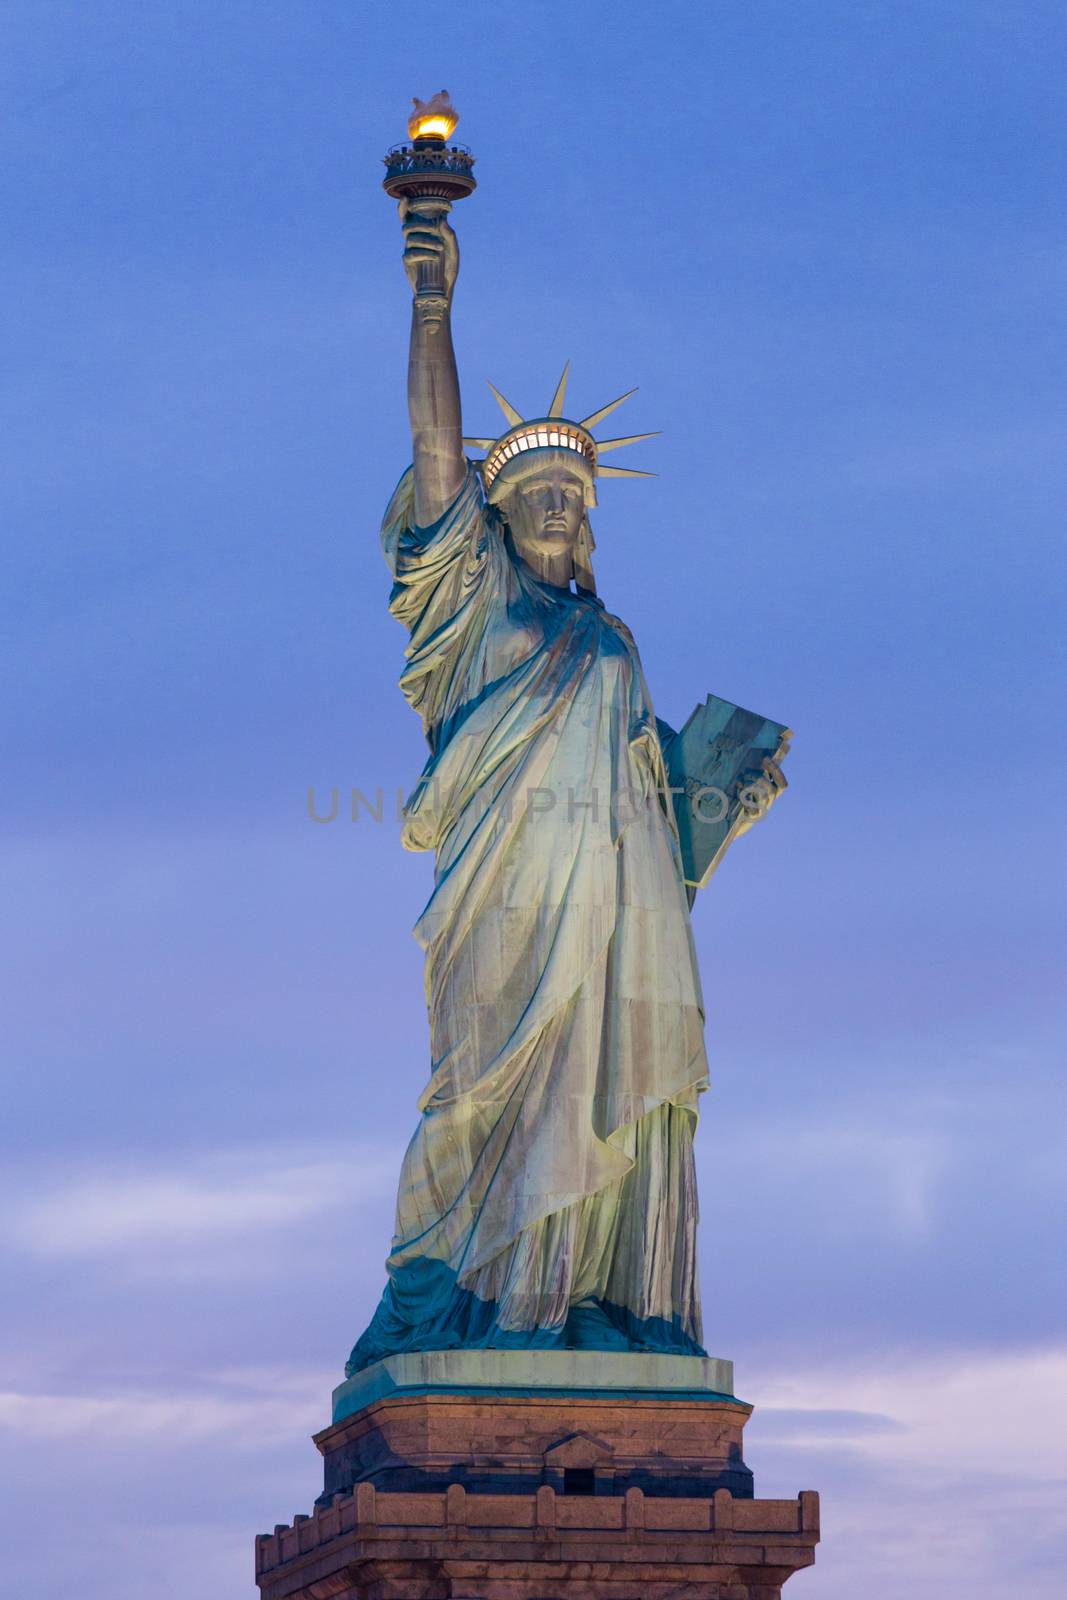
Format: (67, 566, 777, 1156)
(255, 1351, 819, 1600)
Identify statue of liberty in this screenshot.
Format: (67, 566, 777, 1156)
(347, 176, 786, 1375)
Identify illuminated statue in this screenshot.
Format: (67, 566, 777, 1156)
(347, 101, 786, 1374)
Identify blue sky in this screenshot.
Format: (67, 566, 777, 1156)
(2, 2, 1064, 1595)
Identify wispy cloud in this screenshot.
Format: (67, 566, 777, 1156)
(0, 1363, 331, 1444)
(751, 1406, 904, 1439)
(744, 1345, 1067, 1598)
(699, 1115, 951, 1241)
(3, 1145, 399, 1268)
(746, 1345, 1067, 1481)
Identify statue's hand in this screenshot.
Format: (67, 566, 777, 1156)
(736, 757, 788, 824)
(400, 197, 459, 300)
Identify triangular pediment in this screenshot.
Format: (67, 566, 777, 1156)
(542, 1432, 613, 1467)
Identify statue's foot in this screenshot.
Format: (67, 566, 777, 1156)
(563, 1300, 632, 1351)
(565, 1299, 708, 1358)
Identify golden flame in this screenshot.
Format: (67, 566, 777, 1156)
(408, 90, 458, 142)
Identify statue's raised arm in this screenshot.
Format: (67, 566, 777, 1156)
(399, 198, 466, 528)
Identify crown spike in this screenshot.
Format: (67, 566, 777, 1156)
(579, 388, 638, 430)
(487, 381, 524, 428)
(595, 431, 661, 454)
(596, 465, 656, 479)
(547, 361, 571, 418)
(463, 438, 496, 450)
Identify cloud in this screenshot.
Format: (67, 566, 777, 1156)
(698, 1114, 952, 1241)
(754, 1406, 904, 1439)
(745, 1344, 1067, 1482)
(3, 1145, 399, 1266)
(744, 1345, 1067, 1599)
(0, 1364, 331, 1444)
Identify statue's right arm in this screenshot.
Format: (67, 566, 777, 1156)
(400, 201, 466, 528)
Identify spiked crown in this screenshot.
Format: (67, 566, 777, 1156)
(463, 363, 658, 503)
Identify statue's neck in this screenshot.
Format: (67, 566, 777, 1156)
(502, 527, 574, 591)
(521, 550, 574, 590)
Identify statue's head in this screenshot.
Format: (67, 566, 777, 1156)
(466, 366, 659, 593)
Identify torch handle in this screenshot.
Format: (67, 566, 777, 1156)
(411, 196, 452, 300)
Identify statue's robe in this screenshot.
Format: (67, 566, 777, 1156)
(348, 467, 709, 1372)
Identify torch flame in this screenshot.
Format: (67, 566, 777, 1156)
(408, 90, 459, 142)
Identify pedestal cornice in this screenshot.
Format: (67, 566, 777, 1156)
(331, 1349, 739, 1424)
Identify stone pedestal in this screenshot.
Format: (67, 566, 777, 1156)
(255, 1351, 819, 1600)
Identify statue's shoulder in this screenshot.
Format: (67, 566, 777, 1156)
(382, 462, 487, 541)
(596, 602, 640, 656)
(381, 465, 493, 585)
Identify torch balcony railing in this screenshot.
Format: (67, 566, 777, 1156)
(383, 143, 475, 179)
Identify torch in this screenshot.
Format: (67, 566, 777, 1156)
(382, 92, 476, 309)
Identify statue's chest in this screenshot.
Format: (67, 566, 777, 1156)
(481, 592, 633, 686)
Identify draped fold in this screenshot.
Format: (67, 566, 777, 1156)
(348, 466, 710, 1373)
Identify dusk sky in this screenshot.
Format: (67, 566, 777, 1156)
(2, 3, 1065, 1596)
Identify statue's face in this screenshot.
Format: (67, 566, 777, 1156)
(503, 463, 586, 564)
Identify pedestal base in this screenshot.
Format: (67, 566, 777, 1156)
(255, 1352, 819, 1600)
